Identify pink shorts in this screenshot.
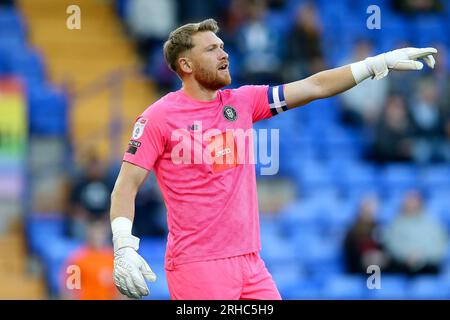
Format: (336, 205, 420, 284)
(166, 252, 281, 300)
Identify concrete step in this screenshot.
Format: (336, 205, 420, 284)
(0, 273, 46, 299)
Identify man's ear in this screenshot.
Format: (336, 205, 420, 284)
(178, 57, 193, 74)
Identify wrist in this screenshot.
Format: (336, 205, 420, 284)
(112, 216, 133, 235)
(112, 217, 139, 251)
(364, 54, 389, 80)
(350, 60, 372, 84)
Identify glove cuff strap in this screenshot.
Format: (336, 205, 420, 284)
(365, 55, 389, 80)
(350, 60, 372, 84)
(113, 234, 140, 252)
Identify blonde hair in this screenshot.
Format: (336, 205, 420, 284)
(163, 18, 219, 74)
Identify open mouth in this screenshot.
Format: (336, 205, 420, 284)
(218, 63, 228, 71)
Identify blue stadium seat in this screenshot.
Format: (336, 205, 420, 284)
(291, 228, 344, 275)
(142, 262, 170, 300)
(275, 272, 324, 300)
(25, 213, 66, 257)
(425, 193, 450, 226)
(0, 7, 26, 40)
(40, 237, 82, 295)
(278, 200, 323, 233)
(260, 216, 281, 237)
(347, 0, 394, 14)
(8, 49, 46, 84)
(407, 276, 450, 299)
(380, 165, 419, 195)
(364, 275, 408, 299)
(260, 232, 299, 267)
(331, 161, 379, 193)
(127, 237, 169, 299)
(282, 278, 322, 299)
(269, 262, 305, 298)
(413, 16, 449, 47)
(296, 160, 335, 192)
(376, 193, 404, 225)
(0, 34, 27, 59)
(27, 84, 68, 135)
(320, 275, 366, 299)
(139, 237, 167, 263)
(420, 165, 450, 191)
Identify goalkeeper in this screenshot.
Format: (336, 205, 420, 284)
(110, 18, 437, 300)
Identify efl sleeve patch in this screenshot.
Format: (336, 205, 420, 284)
(132, 118, 148, 139)
(268, 85, 288, 116)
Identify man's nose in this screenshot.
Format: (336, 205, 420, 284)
(219, 48, 229, 60)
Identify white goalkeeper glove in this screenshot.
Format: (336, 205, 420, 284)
(112, 217, 157, 299)
(351, 47, 438, 84)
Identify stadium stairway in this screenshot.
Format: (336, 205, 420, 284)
(0, 223, 45, 299)
(17, 0, 158, 164)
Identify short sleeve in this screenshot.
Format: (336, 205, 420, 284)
(237, 85, 288, 123)
(123, 107, 166, 171)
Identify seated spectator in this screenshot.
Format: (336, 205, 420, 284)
(344, 195, 388, 274)
(124, 0, 177, 58)
(66, 155, 112, 241)
(340, 40, 389, 128)
(388, 41, 421, 99)
(220, 0, 250, 53)
(0, 0, 14, 6)
(382, 190, 448, 276)
(410, 77, 447, 163)
(282, 1, 326, 82)
(61, 218, 118, 300)
(235, 0, 284, 84)
(370, 94, 416, 163)
(392, 0, 444, 14)
(133, 173, 167, 238)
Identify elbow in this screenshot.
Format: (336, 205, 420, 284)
(110, 181, 138, 203)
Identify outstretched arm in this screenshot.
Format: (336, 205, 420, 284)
(284, 47, 437, 109)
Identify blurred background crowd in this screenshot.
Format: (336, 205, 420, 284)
(0, 0, 450, 299)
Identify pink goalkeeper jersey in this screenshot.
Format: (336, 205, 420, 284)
(123, 85, 287, 269)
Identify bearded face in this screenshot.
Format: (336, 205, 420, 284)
(192, 57, 231, 91)
(182, 31, 232, 90)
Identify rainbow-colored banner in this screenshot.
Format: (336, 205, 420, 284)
(0, 77, 27, 201)
(0, 77, 27, 158)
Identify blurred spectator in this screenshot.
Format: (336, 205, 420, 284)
(343, 195, 388, 274)
(61, 218, 118, 300)
(146, 48, 180, 94)
(393, 0, 444, 14)
(388, 41, 422, 99)
(429, 44, 450, 161)
(66, 156, 112, 241)
(410, 77, 447, 163)
(235, 0, 284, 84)
(283, 1, 325, 82)
(0, 0, 14, 6)
(124, 0, 177, 58)
(133, 174, 167, 238)
(371, 94, 416, 163)
(340, 40, 389, 128)
(221, 0, 250, 50)
(429, 43, 449, 104)
(177, 0, 224, 25)
(382, 190, 448, 276)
